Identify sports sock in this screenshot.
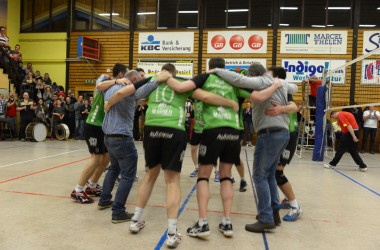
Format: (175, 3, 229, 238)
(168, 219, 177, 235)
(289, 199, 299, 209)
(240, 177, 245, 181)
(198, 218, 208, 226)
(132, 207, 144, 222)
(222, 216, 231, 225)
(89, 181, 97, 189)
(75, 184, 84, 193)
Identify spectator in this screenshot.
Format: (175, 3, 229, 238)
(25, 62, 34, 76)
(51, 99, 65, 140)
(78, 99, 91, 140)
(48, 94, 58, 118)
(16, 92, 36, 141)
(74, 95, 83, 138)
(0, 93, 5, 118)
(89, 96, 94, 106)
(58, 94, 66, 104)
(35, 98, 48, 124)
(9, 44, 22, 62)
(361, 106, 380, 154)
(51, 82, 58, 93)
(22, 71, 36, 100)
(0, 26, 10, 68)
(244, 101, 254, 147)
(35, 78, 45, 101)
(66, 89, 77, 103)
(135, 68, 146, 79)
(5, 92, 17, 136)
(64, 96, 75, 138)
(35, 70, 43, 81)
(43, 85, 53, 101)
(43, 73, 52, 86)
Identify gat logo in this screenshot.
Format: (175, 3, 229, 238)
(211, 35, 226, 50)
(141, 35, 160, 51)
(365, 33, 380, 53)
(285, 34, 310, 44)
(364, 60, 380, 80)
(229, 35, 244, 50)
(248, 35, 263, 50)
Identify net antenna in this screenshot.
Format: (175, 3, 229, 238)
(322, 46, 380, 159)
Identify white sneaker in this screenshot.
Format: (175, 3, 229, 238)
(324, 163, 336, 169)
(166, 231, 182, 248)
(356, 167, 367, 172)
(129, 220, 146, 233)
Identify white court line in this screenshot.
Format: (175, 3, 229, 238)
(0, 149, 85, 168)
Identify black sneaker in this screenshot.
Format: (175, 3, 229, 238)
(112, 212, 134, 224)
(218, 223, 233, 237)
(98, 200, 113, 210)
(255, 209, 281, 226)
(239, 180, 247, 192)
(186, 222, 210, 238)
(70, 190, 94, 204)
(245, 221, 276, 233)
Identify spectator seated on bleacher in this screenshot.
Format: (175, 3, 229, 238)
(43, 73, 52, 86)
(25, 62, 34, 76)
(0, 26, 10, 69)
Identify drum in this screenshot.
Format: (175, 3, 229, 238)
(25, 123, 47, 142)
(56, 124, 70, 141)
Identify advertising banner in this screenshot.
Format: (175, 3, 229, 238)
(361, 59, 380, 84)
(207, 31, 267, 54)
(206, 58, 267, 75)
(281, 59, 346, 83)
(280, 30, 347, 54)
(138, 32, 194, 54)
(136, 59, 194, 79)
(363, 31, 380, 54)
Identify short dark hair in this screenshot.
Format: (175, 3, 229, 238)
(270, 66, 287, 80)
(15, 44, 20, 47)
(208, 57, 225, 70)
(0, 27, 5, 30)
(247, 62, 266, 77)
(112, 63, 128, 77)
(330, 111, 338, 116)
(135, 68, 145, 73)
(161, 63, 176, 76)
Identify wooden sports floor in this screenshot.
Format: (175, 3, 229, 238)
(0, 140, 379, 250)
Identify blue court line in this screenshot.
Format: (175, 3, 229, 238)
(154, 182, 197, 250)
(333, 169, 380, 197)
(244, 149, 269, 250)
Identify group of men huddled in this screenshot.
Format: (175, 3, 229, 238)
(70, 58, 304, 248)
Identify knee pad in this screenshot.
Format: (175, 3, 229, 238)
(220, 177, 233, 183)
(197, 178, 209, 183)
(275, 170, 288, 186)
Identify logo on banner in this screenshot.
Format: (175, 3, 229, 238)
(285, 34, 310, 44)
(229, 35, 244, 50)
(283, 60, 344, 81)
(363, 60, 380, 80)
(141, 35, 161, 51)
(248, 35, 264, 50)
(313, 33, 343, 45)
(365, 33, 380, 53)
(211, 35, 226, 50)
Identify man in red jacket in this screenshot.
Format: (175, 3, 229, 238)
(324, 111, 367, 171)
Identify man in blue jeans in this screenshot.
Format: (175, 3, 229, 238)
(212, 63, 298, 232)
(99, 67, 163, 223)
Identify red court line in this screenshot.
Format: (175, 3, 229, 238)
(0, 189, 71, 199)
(0, 189, 340, 223)
(0, 157, 91, 185)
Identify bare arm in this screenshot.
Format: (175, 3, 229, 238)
(250, 79, 282, 103)
(265, 101, 298, 117)
(103, 85, 137, 112)
(346, 125, 358, 142)
(191, 89, 239, 112)
(166, 77, 197, 93)
(96, 78, 130, 91)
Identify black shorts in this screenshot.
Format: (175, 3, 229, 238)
(279, 131, 298, 166)
(239, 130, 244, 144)
(143, 126, 187, 172)
(84, 123, 108, 154)
(199, 128, 241, 166)
(190, 130, 202, 146)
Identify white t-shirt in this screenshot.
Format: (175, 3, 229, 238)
(363, 110, 379, 128)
